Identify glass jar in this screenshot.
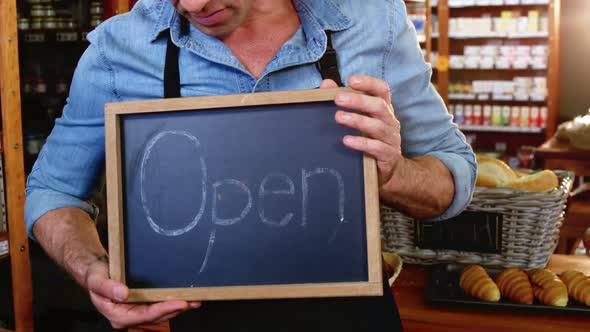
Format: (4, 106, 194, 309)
(56, 17, 66, 29)
(31, 5, 45, 17)
(66, 18, 78, 30)
(18, 18, 31, 31)
(31, 18, 43, 30)
(33, 79, 47, 94)
(56, 79, 68, 94)
(89, 2, 104, 15)
(90, 15, 102, 28)
(22, 79, 32, 94)
(45, 5, 56, 17)
(43, 17, 57, 30)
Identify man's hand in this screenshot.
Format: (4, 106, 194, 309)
(85, 257, 201, 328)
(323, 75, 402, 187)
(320, 76, 455, 219)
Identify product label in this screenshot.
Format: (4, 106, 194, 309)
(0, 240, 8, 256)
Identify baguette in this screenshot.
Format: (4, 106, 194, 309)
(560, 270, 590, 306)
(460, 265, 501, 302)
(476, 155, 518, 187)
(494, 268, 534, 304)
(500, 170, 559, 193)
(527, 269, 568, 307)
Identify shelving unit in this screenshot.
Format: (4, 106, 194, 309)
(0, 0, 133, 330)
(432, 0, 561, 157)
(0, 0, 34, 330)
(405, 0, 433, 62)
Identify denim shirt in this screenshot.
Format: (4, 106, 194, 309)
(25, 0, 476, 238)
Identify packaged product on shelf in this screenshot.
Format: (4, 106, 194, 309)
(520, 106, 531, 128)
(480, 56, 495, 69)
(464, 46, 481, 57)
(481, 45, 498, 57)
(499, 11, 512, 34)
(450, 55, 465, 69)
(492, 106, 502, 126)
(530, 56, 547, 69)
(448, 104, 455, 117)
(473, 105, 483, 126)
(31, 17, 42, 30)
(510, 106, 520, 127)
(527, 10, 539, 33)
(465, 105, 474, 126)
(540, 107, 548, 128)
(540, 15, 549, 33)
(455, 105, 465, 125)
(483, 105, 492, 126)
(18, 18, 31, 31)
(495, 56, 511, 69)
(531, 45, 548, 57)
(501, 106, 511, 126)
(530, 107, 540, 128)
(465, 56, 479, 69)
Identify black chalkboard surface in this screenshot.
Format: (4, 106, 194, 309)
(105, 89, 382, 302)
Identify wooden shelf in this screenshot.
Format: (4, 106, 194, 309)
(448, 93, 546, 102)
(449, 32, 549, 39)
(458, 124, 544, 133)
(449, 1, 549, 8)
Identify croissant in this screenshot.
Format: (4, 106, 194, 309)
(560, 270, 590, 306)
(459, 265, 501, 302)
(527, 269, 568, 307)
(494, 268, 534, 304)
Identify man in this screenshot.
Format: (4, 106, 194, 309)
(25, 0, 476, 329)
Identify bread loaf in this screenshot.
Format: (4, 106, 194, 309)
(494, 268, 534, 304)
(476, 155, 518, 187)
(500, 170, 559, 193)
(459, 265, 501, 302)
(560, 270, 590, 306)
(527, 269, 568, 307)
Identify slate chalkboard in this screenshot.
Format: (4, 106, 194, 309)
(105, 89, 382, 302)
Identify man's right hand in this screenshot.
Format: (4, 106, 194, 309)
(85, 257, 201, 328)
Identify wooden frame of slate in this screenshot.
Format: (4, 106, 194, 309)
(105, 88, 382, 302)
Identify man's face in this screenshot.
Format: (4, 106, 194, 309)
(170, 0, 255, 37)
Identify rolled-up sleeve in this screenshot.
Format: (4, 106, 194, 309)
(385, 0, 477, 220)
(25, 29, 116, 239)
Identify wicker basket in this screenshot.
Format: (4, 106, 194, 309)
(381, 170, 575, 270)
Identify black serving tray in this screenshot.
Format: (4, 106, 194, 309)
(426, 264, 590, 314)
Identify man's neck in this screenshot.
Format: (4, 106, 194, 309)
(220, 0, 300, 79)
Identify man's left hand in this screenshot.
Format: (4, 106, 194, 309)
(321, 75, 402, 187)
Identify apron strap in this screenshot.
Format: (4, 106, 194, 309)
(315, 31, 343, 86)
(164, 29, 181, 98)
(163, 30, 343, 98)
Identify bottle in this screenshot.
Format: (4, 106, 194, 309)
(473, 105, 482, 126)
(483, 105, 492, 126)
(492, 106, 502, 126)
(510, 106, 520, 127)
(501, 105, 511, 126)
(520, 106, 530, 128)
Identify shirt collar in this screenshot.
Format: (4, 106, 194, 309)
(148, 0, 352, 43)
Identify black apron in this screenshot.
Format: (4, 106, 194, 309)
(164, 30, 404, 332)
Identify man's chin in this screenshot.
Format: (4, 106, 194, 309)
(186, 19, 236, 38)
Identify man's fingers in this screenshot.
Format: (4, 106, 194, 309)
(342, 135, 397, 163)
(320, 79, 339, 89)
(335, 111, 394, 145)
(348, 75, 392, 104)
(90, 290, 192, 328)
(334, 93, 396, 125)
(86, 261, 129, 302)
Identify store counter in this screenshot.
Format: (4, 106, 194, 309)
(393, 254, 590, 332)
